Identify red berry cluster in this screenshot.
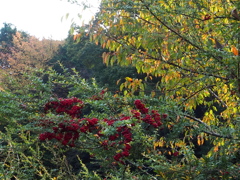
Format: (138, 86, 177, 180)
(113, 143, 131, 164)
(100, 117, 133, 164)
(44, 97, 84, 118)
(172, 151, 179, 157)
(90, 90, 106, 100)
(113, 126, 132, 164)
(39, 118, 100, 147)
(134, 99, 149, 114)
(134, 99, 167, 128)
(39, 98, 167, 164)
(39, 121, 79, 147)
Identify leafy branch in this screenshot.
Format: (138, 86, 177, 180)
(140, 0, 228, 67)
(184, 114, 233, 139)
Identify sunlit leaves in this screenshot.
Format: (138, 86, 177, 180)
(92, 0, 239, 116)
(1, 32, 62, 74)
(120, 77, 145, 96)
(79, 0, 240, 177)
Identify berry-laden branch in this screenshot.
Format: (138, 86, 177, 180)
(39, 97, 168, 165)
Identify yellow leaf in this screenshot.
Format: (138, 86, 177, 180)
(197, 136, 204, 146)
(125, 77, 133, 82)
(197, 137, 201, 146)
(0, 86, 4, 91)
(116, 79, 121, 85)
(151, 91, 156, 98)
(154, 142, 158, 150)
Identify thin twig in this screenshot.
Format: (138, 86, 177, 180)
(125, 160, 158, 180)
(208, 88, 228, 108)
(184, 115, 232, 139)
(181, 85, 215, 104)
(140, 1, 228, 70)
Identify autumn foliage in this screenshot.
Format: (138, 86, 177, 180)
(0, 0, 240, 179)
(0, 31, 62, 77)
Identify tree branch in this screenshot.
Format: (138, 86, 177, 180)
(181, 85, 215, 104)
(184, 115, 233, 139)
(208, 88, 228, 108)
(140, 1, 227, 67)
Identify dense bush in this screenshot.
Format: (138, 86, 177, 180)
(0, 67, 239, 179)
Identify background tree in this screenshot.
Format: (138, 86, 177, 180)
(72, 0, 240, 178)
(0, 23, 17, 68)
(0, 23, 29, 67)
(49, 24, 140, 91)
(0, 23, 17, 46)
(7, 32, 62, 73)
(0, 26, 63, 91)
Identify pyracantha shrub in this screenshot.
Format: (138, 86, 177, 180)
(44, 97, 84, 118)
(39, 98, 168, 164)
(90, 89, 106, 100)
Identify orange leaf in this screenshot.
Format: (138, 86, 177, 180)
(73, 34, 81, 41)
(232, 46, 239, 56)
(125, 77, 133, 82)
(73, 35, 77, 41)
